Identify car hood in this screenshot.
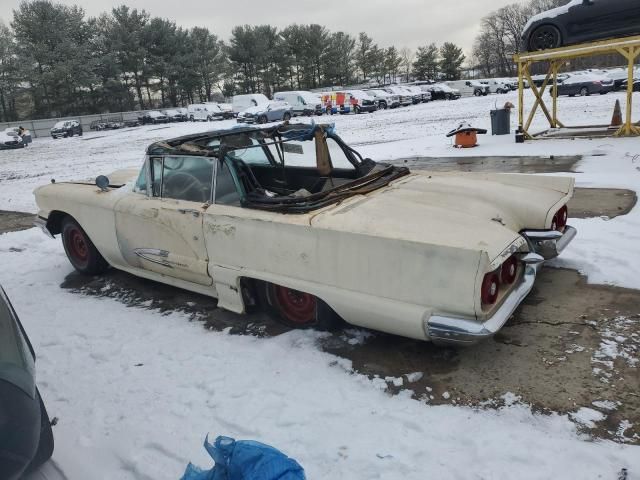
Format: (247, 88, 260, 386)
(311, 171, 573, 263)
(240, 105, 267, 116)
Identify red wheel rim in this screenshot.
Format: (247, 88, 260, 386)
(66, 227, 89, 263)
(273, 286, 316, 325)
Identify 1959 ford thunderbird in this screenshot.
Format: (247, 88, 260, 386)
(33, 122, 576, 345)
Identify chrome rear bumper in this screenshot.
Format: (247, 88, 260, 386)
(522, 226, 577, 260)
(426, 253, 544, 346)
(424, 226, 576, 346)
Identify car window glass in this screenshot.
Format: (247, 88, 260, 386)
(151, 157, 163, 197)
(162, 156, 213, 203)
(215, 159, 242, 206)
(228, 137, 272, 166)
(134, 160, 148, 194)
(280, 139, 317, 167)
(0, 297, 27, 369)
(327, 138, 355, 170)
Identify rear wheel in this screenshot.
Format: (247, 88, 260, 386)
(474, 89, 481, 97)
(528, 25, 561, 51)
(259, 282, 341, 331)
(61, 217, 109, 274)
(283, 112, 291, 121)
(258, 115, 268, 124)
(580, 87, 589, 96)
(354, 105, 361, 114)
(380, 101, 387, 110)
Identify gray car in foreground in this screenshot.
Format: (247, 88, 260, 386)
(0, 286, 54, 480)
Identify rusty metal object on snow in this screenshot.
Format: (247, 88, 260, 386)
(446, 122, 488, 148)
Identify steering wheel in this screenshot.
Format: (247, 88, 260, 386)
(163, 172, 207, 202)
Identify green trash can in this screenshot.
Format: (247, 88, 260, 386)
(490, 108, 511, 135)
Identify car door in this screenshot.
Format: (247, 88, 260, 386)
(566, 0, 628, 41)
(114, 155, 213, 286)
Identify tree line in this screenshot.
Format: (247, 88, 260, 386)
(0, 0, 467, 122)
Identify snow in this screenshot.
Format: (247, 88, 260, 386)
(1, 89, 640, 477)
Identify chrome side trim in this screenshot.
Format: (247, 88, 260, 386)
(33, 216, 54, 239)
(426, 261, 542, 346)
(134, 248, 173, 268)
(522, 226, 577, 260)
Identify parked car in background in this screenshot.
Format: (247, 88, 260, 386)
(620, 78, 640, 91)
(50, 120, 82, 139)
(232, 94, 271, 115)
(123, 118, 141, 128)
(188, 104, 213, 122)
(445, 80, 489, 97)
(551, 73, 614, 96)
(365, 89, 400, 109)
(163, 109, 187, 122)
(4, 127, 32, 145)
(236, 100, 293, 124)
(0, 130, 25, 149)
(0, 285, 54, 479)
(320, 91, 352, 114)
(90, 119, 108, 131)
(403, 85, 431, 103)
(32, 122, 575, 346)
(480, 80, 510, 94)
(346, 90, 378, 113)
(217, 103, 235, 118)
(522, 0, 640, 51)
(382, 86, 413, 106)
(273, 91, 323, 116)
(139, 111, 169, 125)
(607, 68, 640, 90)
(423, 83, 461, 100)
(204, 102, 236, 120)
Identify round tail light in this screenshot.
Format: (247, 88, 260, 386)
(500, 256, 518, 285)
(481, 271, 500, 306)
(552, 205, 568, 231)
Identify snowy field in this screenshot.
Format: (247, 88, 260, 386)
(1, 90, 640, 478)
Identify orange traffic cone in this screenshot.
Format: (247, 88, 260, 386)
(610, 99, 623, 128)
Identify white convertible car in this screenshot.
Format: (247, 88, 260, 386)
(34, 122, 576, 345)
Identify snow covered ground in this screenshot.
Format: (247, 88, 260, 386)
(1, 90, 640, 478)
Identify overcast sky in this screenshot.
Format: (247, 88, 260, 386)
(0, 0, 526, 54)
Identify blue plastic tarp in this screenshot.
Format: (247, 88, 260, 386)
(180, 435, 306, 480)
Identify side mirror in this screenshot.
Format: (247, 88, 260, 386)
(96, 175, 110, 191)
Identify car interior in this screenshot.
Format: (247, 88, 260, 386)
(144, 125, 408, 212)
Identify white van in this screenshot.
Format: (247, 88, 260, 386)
(273, 91, 323, 116)
(445, 80, 489, 97)
(232, 94, 270, 114)
(479, 79, 510, 94)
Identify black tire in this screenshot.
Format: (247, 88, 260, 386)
(26, 389, 54, 473)
(380, 101, 387, 110)
(528, 24, 561, 51)
(580, 87, 589, 96)
(61, 217, 109, 275)
(474, 89, 481, 97)
(283, 112, 291, 121)
(258, 115, 268, 124)
(63, 132, 69, 138)
(258, 281, 342, 331)
(354, 105, 361, 114)
(78, 130, 83, 136)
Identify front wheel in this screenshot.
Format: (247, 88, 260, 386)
(259, 282, 342, 331)
(380, 101, 387, 110)
(474, 90, 481, 97)
(580, 87, 589, 96)
(61, 217, 109, 274)
(528, 24, 561, 51)
(354, 105, 361, 114)
(283, 112, 291, 121)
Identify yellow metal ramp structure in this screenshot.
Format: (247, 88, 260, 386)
(514, 35, 640, 139)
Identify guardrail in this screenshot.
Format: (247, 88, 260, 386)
(1, 110, 159, 139)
